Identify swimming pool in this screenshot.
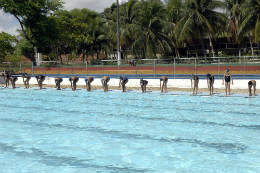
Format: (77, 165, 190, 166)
(0, 88, 260, 172)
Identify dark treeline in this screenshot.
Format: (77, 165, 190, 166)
(1, 0, 260, 62)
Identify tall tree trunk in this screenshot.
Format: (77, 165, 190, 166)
(248, 33, 254, 56)
(198, 28, 207, 61)
(175, 48, 178, 58)
(64, 52, 67, 62)
(208, 34, 215, 57)
(194, 43, 198, 58)
(187, 43, 189, 58)
(238, 44, 241, 57)
(51, 44, 57, 61)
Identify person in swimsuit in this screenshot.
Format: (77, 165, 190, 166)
(85, 77, 94, 91)
(191, 74, 199, 95)
(119, 76, 128, 92)
(22, 74, 31, 89)
(54, 78, 63, 90)
(3, 71, 10, 88)
(222, 69, 233, 96)
(9, 76, 18, 89)
(35, 75, 46, 90)
(248, 80, 256, 96)
(69, 76, 79, 91)
(206, 73, 214, 95)
(160, 76, 168, 93)
(101, 76, 110, 92)
(128, 58, 134, 67)
(140, 78, 148, 93)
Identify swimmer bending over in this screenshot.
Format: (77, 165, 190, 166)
(160, 76, 168, 93)
(101, 76, 110, 92)
(69, 76, 79, 91)
(9, 76, 18, 89)
(191, 75, 199, 95)
(140, 78, 148, 93)
(248, 80, 256, 96)
(206, 73, 214, 95)
(55, 78, 63, 90)
(35, 75, 46, 90)
(3, 71, 10, 88)
(22, 74, 31, 89)
(85, 77, 94, 91)
(119, 76, 128, 92)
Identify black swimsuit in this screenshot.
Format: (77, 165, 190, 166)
(225, 75, 230, 83)
(209, 76, 214, 83)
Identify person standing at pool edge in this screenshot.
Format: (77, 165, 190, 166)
(160, 76, 168, 93)
(206, 73, 214, 95)
(3, 71, 10, 88)
(222, 69, 233, 96)
(85, 77, 94, 91)
(191, 74, 199, 95)
(55, 78, 63, 90)
(101, 76, 110, 92)
(248, 80, 256, 96)
(119, 76, 128, 92)
(9, 76, 18, 89)
(35, 75, 46, 90)
(69, 76, 79, 91)
(22, 74, 31, 89)
(140, 78, 148, 93)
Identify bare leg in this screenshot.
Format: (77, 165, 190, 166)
(228, 82, 231, 96)
(225, 82, 227, 96)
(248, 85, 252, 96)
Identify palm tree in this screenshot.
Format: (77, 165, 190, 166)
(165, 0, 184, 58)
(238, 0, 260, 56)
(175, 0, 225, 60)
(120, 0, 140, 59)
(131, 0, 174, 59)
(86, 17, 110, 60)
(224, 0, 245, 57)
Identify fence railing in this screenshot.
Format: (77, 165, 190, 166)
(1, 56, 260, 79)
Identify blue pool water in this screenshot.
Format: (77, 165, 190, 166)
(0, 88, 260, 172)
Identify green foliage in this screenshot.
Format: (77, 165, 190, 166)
(0, 0, 63, 50)
(0, 32, 17, 62)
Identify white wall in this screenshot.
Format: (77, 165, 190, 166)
(0, 77, 4, 84)
(13, 77, 252, 89)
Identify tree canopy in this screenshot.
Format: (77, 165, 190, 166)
(1, 0, 260, 61)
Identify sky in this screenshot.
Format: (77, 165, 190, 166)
(0, 0, 126, 36)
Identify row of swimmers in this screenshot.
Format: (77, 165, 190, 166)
(1, 70, 257, 96)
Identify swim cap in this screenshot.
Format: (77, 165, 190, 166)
(191, 75, 195, 80)
(206, 73, 210, 77)
(85, 78, 88, 82)
(225, 69, 229, 73)
(248, 81, 253, 86)
(69, 78, 72, 82)
(54, 78, 57, 80)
